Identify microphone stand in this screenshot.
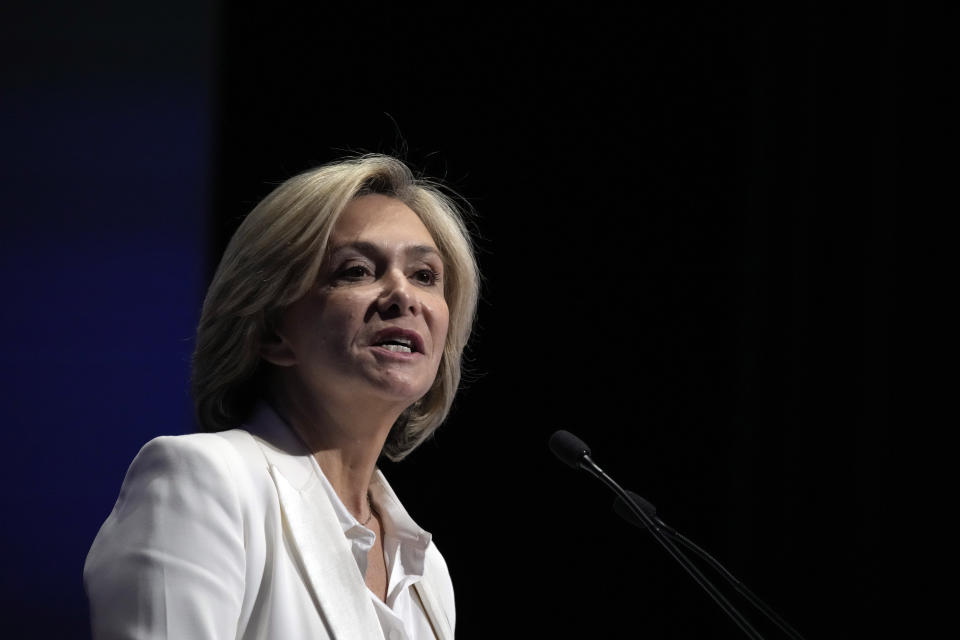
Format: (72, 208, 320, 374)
(577, 453, 768, 640)
(615, 490, 807, 640)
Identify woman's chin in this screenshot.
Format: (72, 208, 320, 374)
(325, 373, 430, 411)
(371, 382, 432, 407)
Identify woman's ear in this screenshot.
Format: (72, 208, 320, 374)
(260, 324, 298, 367)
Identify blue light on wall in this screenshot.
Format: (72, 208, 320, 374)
(0, 5, 213, 636)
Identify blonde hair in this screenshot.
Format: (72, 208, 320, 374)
(192, 154, 480, 460)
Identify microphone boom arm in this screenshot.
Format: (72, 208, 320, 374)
(578, 454, 768, 640)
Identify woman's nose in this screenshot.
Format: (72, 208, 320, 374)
(377, 269, 418, 316)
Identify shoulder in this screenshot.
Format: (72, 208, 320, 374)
(100, 429, 279, 536)
(131, 431, 246, 470)
(425, 541, 454, 591)
(85, 431, 267, 637)
(423, 538, 456, 631)
(134, 429, 261, 464)
(122, 430, 266, 493)
(85, 429, 277, 586)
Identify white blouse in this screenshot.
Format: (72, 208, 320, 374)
(313, 458, 438, 640)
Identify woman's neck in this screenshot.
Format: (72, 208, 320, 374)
(266, 376, 402, 517)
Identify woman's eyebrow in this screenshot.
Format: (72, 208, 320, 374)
(407, 245, 443, 261)
(329, 241, 442, 261)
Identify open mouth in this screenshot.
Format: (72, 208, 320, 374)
(376, 337, 415, 353)
(371, 328, 424, 354)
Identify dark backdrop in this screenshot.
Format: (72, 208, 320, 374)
(2, 2, 904, 638)
(214, 4, 901, 639)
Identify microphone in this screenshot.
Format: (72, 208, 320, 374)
(547, 429, 592, 469)
(548, 430, 805, 640)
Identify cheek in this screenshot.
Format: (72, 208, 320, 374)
(317, 292, 369, 334)
(286, 292, 368, 359)
(430, 301, 451, 351)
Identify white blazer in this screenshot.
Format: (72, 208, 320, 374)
(84, 404, 456, 640)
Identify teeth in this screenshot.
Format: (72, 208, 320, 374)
(383, 344, 412, 353)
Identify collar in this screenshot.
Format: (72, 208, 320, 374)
(304, 440, 433, 601)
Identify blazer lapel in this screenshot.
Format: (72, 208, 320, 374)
(270, 468, 383, 639)
(245, 405, 384, 640)
(414, 580, 453, 640)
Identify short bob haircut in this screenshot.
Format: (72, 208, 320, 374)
(192, 154, 480, 461)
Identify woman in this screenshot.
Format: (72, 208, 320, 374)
(84, 154, 480, 640)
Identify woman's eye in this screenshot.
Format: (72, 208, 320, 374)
(339, 264, 371, 279)
(413, 269, 441, 286)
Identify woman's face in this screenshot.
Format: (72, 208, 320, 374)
(269, 194, 450, 414)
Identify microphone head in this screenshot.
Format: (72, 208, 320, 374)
(548, 430, 592, 468)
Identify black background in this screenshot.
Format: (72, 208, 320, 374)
(214, 3, 901, 639)
(1, 1, 911, 638)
